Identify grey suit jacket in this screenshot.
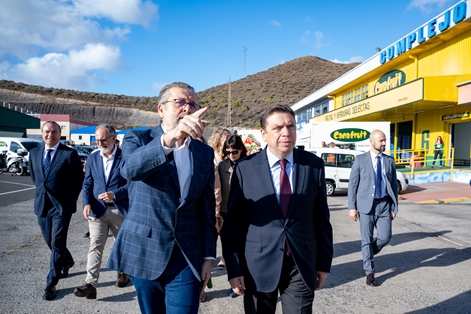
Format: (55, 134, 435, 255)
(221, 148, 333, 293)
(107, 125, 217, 281)
(348, 151, 398, 214)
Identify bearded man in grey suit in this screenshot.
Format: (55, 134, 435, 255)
(348, 129, 398, 287)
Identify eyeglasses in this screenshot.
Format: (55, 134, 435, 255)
(226, 150, 240, 155)
(96, 135, 113, 144)
(164, 99, 199, 111)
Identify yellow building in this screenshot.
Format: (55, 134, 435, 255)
(294, 1, 471, 169)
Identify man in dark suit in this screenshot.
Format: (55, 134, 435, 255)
(107, 82, 217, 313)
(29, 121, 84, 300)
(221, 105, 333, 314)
(73, 124, 129, 300)
(348, 129, 398, 287)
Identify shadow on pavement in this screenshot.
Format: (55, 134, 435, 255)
(327, 246, 471, 288)
(405, 289, 471, 313)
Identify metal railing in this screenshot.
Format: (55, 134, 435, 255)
(384, 148, 455, 180)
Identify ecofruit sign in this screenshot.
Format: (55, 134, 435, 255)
(374, 70, 406, 95)
(331, 129, 370, 142)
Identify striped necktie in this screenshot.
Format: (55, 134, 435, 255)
(43, 149, 52, 177)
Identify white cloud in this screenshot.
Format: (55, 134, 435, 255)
(270, 20, 281, 28)
(4, 44, 121, 90)
(301, 30, 329, 50)
(407, 0, 454, 14)
(74, 0, 159, 27)
(0, 0, 158, 91)
(0, 0, 137, 58)
(330, 56, 364, 64)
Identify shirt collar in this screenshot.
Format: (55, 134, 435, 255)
(266, 148, 294, 168)
(370, 150, 383, 159)
(45, 142, 60, 151)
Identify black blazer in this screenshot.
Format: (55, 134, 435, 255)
(30, 143, 84, 217)
(221, 148, 333, 293)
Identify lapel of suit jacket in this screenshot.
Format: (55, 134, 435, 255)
(186, 139, 204, 200)
(365, 152, 374, 178)
(151, 125, 180, 193)
(259, 149, 286, 221)
(35, 148, 45, 181)
(93, 151, 107, 185)
(288, 149, 306, 219)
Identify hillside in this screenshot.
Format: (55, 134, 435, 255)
(0, 56, 359, 129)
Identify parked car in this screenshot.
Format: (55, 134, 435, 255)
(308, 148, 409, 196)
(73, 145, 94, 155)
(0, 137, 44, 172)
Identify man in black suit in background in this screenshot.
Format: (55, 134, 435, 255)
(222, 105, 333, 314)
(29, 121, 84, 300)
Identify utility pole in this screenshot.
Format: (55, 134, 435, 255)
(227, 77, 232, 127)
(243, 46, 247, 77)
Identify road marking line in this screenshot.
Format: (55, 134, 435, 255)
(0, 180, 35, 187)
(0, 187, 36, 196)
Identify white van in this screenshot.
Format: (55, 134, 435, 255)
(0, 137, 44, 165)
(308, 148, 409, 196)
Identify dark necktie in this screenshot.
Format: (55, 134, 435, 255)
(375, 155, 382, 199)
(279, 159, 291, 218)
(43, 149, 52, 177)
(279, 159, 291, 255)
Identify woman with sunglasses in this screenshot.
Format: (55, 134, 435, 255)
(217, 134, 248, 297)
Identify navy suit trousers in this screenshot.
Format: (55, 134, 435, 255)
(37, 205, 74, 286)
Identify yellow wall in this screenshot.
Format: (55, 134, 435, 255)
(419, 28, 471, 77)
(326, 24, 471, 157)
(333, 28, 471, 109)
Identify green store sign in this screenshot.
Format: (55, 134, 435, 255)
(331, 129, 370, 142)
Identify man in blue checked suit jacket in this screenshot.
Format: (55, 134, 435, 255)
(107, 82, 217, 314)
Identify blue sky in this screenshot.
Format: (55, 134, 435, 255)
(0, 0, 461, 97)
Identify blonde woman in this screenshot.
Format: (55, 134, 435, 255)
(208, 128, 231, 164)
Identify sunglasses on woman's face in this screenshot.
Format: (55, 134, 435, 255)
(226, 150, 240, 155)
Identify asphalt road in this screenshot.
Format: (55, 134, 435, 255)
(0, 179, 470, 313)
(0, 173, 36, 206)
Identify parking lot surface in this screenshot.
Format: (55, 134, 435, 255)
(0, 177, 470, 313)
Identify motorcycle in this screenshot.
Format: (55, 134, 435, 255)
(0, 149, 28, 176)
